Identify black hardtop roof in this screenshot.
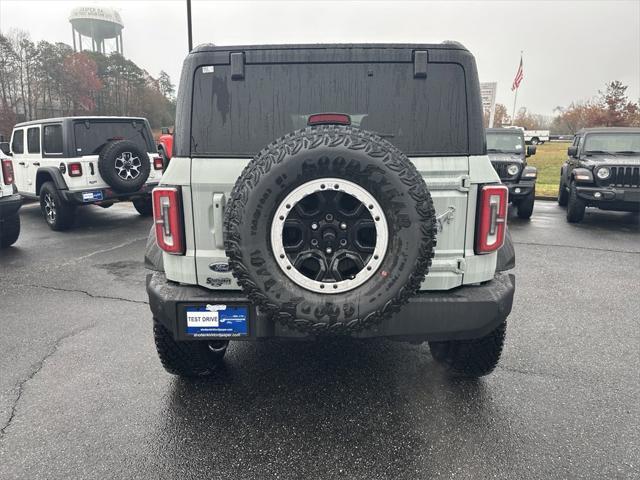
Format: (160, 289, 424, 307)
(577, 127, 640, 135)
(486, 128, 523, 134)
(190, 42, 469, 55)
(14, 116, 149, 128)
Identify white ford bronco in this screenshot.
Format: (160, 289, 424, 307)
(0, 146, 21, 248)
(9, 116, 163, 230)
(145, 43, 516, 378)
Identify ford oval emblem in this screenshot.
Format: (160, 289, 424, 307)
(209, 262, 230, 273)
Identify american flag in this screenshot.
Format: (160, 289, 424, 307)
(511, 56, 524, 91)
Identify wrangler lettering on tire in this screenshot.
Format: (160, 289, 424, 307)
(224, 125, 437, 334)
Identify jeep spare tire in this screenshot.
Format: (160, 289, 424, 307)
(98, 140, 150, 193)
(224, 125, 437, 334)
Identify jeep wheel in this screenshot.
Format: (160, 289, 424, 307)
(224, 125, 437, 335)
(566, 182, 586, 223)
(0, 213, 20, 248)
(153, 320, 228, 377)
(132, 196, 153, 216)
(40, 182, 75, 231)
(557, 178, 569, 206)
(516, 188, 535, 220)
(429, 321, 506, 378)
(98, 140, 151, 193)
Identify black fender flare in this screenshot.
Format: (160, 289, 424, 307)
(496, 229, 515, 272)
(36, 167, 68, 195)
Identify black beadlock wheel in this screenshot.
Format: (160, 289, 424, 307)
(429, 321, 507, 378)
(0, 213, 20, 248)
(98, 140, 150, 193)
(153, 320, 228, 377)
(224, 125, 437, 335)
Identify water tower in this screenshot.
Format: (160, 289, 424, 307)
(69, 6, 124, 55)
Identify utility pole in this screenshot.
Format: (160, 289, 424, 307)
(186, 0, 193, 52)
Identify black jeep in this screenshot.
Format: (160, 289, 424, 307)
(559, 127, 640, 222)
(486, 128, 538, 219)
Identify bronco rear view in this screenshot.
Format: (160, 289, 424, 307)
(145, 43, 516, 378)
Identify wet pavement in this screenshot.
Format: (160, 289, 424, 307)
(0, 200, 639, 479)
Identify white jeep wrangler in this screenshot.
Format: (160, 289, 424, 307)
(9, 116, 163, 230)
(146, 43, 516, 378)
(0, 145, 21, 247)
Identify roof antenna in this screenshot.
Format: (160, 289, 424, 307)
(186, 0, 193, 52)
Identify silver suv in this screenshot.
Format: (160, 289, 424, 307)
(145, 43, 516, 378)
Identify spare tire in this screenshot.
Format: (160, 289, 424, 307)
(98, 140, 150, 193)
(224, 125, 437, 334)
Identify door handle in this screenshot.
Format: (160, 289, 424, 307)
(33, 162, 40, 166)
(18, 162, 25, 165)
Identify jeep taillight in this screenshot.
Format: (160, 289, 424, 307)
(153, 156, 163, 170)
(1, 159, 14, 185)
(68, 162, 82, 177)
(153, 187, 185, 255)
(476, 185, 508, 254)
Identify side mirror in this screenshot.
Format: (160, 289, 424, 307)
(526, 145, 536, 157)
(161, 127, 170, 135)
(567, 146, 578, 158)
(0, 142, 10, 155)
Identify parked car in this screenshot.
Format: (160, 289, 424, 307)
(157, 127, 173, 167)
(9, 116, 163, 230)
(0, 146, 21, 248)
(523, 129, 550, 145)
(145, 42, 516, 378)
(486, 128, 538, 219)
(558, 127, 640, 222)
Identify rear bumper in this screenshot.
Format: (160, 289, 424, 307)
(147, 271, 515, 342)
(576, 186, 640, 211)
(0, 193, 22, 219)
(60, 182, 158, 205)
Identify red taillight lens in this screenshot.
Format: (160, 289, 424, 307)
(153, 156, 163, 170)
(307, 113, 351, 126)
(1, 159, 14, 185)
(152, 187, 185, 255)
(68, 162, 83, 177)
(476, 185, 508, 254)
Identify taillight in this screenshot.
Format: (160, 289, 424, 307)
(476, 185, 508, 254)
(68, 162, 83, 177)
(153, 156, 163, 170)
(152, 187, 185, 255)
(307, 113, 351, 126)
(2, 159, 14, 185)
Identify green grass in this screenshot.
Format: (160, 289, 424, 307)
(528, 142, 569, 198)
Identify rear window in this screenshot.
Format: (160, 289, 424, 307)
(73, 120, 155, 156)
(191, 62, 468, 156)
(11, 130, 24, 154)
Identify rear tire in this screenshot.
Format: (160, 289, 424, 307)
(40, 182, 75, 231)
(132, 196, 153, 216)
(153, 320, 228, 377)
(530, 137, 540, 145)
(517, 188, 535, 220)
(558, 178, 569, 206)
(566, 182, 586, 223)
(429, 321, 506, 378)
(0, 213, 20, 248)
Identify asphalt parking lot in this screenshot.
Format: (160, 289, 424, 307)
(0, 200, 638, 479)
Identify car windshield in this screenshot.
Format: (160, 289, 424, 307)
(73, 119, 156, 156)
(191, 62, 469, 156)
(486, 132, 524, 153)
(584, 133, 640, 154)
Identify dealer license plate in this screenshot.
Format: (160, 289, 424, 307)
(185, 304, 248, 337)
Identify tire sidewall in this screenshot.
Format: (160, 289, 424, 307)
(225, 126, 436, 332)
(98, 140, 150, 193)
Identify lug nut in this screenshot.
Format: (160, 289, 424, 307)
(311, 239, 318, 246)
(340, 222, 347, 230)
(325, 214, 334, 222)
(326, 247, 333, 254)
(311, 223, 318, 230)
(340, 239, 347, 246)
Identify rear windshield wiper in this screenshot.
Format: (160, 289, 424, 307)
(613, 150, 640, 155)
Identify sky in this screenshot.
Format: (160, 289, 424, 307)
(1, 0, 638, 117)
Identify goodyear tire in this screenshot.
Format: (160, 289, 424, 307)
(98, 140, 150, 193)
(224, 125, 437, 335)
